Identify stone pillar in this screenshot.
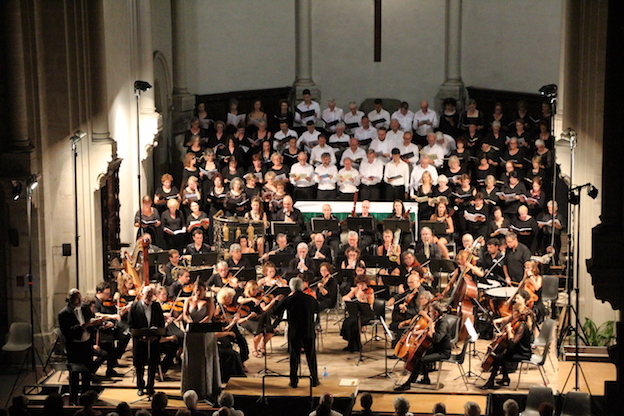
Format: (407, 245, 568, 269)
(87, 0, 112, 144)
(171, 0, 195, 133)
(436, 0, 465, 112)
(293, 0, 319, 101)
(3, 0, 35, 152)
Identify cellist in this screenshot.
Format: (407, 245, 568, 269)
(480, 289, 534, 389)
(394, 301, 452, 390)
(388, 272, 425, 349)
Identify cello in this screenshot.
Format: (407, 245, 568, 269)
(394, 294, 442, 361)
(446, 237, 484, 341)
(481, 310, 530, 371)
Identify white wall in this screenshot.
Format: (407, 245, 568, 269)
(185, 0, 296, 94)
(151, 0, 173, 80)
(462, 0, 562, 93)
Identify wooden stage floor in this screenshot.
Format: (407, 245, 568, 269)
(12, 311, 616, 414)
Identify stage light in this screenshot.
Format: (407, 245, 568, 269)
(70, 130, 87, 146)
(27, 174, 38, 191)
(539, 84, 558, 98)
(134, 80, 152, 92)
(587, 185, 599, 199)
(11, 180, 22, 201)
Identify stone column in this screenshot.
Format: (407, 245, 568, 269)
(436, 0, 465, 111)
(171, 0, 195, 133)
(87, 0, 112, 144)
(3, 0, 35, 152)
(293, 0, 319, 101)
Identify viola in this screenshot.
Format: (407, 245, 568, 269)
(102, 299, 116, 308)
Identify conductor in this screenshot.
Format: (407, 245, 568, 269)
(273, 277, 320, 388)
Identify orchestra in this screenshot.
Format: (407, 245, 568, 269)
(64, 99, 561, 395)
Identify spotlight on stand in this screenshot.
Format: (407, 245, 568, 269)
(134, 80, 152, 92)
(587, 184, 599, 199)
(539, 84, 558, 98)
(11, 180, 22, 201)
(27, 174, 38, 192)
(69, 130, 87, 148)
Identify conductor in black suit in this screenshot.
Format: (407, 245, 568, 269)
(58, 288, 100, 404)
(128, 286, 165, 397)
(273, 277, 320, 388)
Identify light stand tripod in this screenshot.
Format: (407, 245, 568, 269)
(561, 182, 598, 393)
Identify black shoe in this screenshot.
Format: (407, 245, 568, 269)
(148, 389, 155, 397)
(312, 380, 321, 388)
(387, 354, 398, 360)
(394, 382, 411, 391)
(479, 381, 499, 390)
(342, 346, 351, 351)
(416, 377, 431, 385)
(496, 377, 511, 386)
(137, 389, 145, 396)
(106, 369, 120, 377)
(288, 382, 298, 388)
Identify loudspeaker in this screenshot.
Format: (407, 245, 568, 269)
(62, 244, 72, 257)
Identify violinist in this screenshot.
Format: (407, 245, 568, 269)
(480, 290, 534, 389)
(154, 286, 182, 374)
(206, 261, 240, 294)
(94, 282, 131, 377)
(391, 251, 420, 278)
(226, 243, 251, 270)
(213, 287, 250, 371)
(394, 301, 452, 390)
(257, 262, 288, 290)
(315, 262, 338, 311)
(388, 273, 425, 348)
(237, 280, 283, 358)
(184, 229, 212, 255)
(286, 242, 317, 275)
(113, 271, 139, 319)
(340, 275, 375, 352)
(167, 268, 192, 301)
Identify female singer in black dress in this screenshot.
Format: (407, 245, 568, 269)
(154, 173, 180, 214)
(161, 199, 186, 251)
(224, 177, 249, 216)
(340, 275, 375, 352)
(488, 206, 511, 246)
(134, 195, 161, 242)
(206, 174, 227, 217)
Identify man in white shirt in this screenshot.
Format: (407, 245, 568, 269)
(410, 154, 439, 191)
(369, 127, 393, 163)
(359, 149, 384, 201)
(421, 131, 446, 168)
(353, 115, 378, 146)
(412, 100, 439, 146)
(383, 148, 410, 201)
(310, 134, 337, 167)
(436, 130, 456, 157)
(340, 137, 367, 169)
(391, 101, 415, 134)
(343, 101, 364, 135)
(386, 119, 405, 150)
(314, 152, 339, 200)
(328, 123, 350, 162)
(298, 120, 321, 153)
(294, 88, 321, 130)
(337, 158, 360, 200)
(321, 99, 344, 134)
(290, 151, 316, 201)
(368, 99, 391, 130)
(274, 120, 298, 151)
(397, 132, 420, 165)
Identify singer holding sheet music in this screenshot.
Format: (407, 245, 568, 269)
(181, 280, 221, 403)
(134, 195, 161, 241)
(341, 275, 375, 352)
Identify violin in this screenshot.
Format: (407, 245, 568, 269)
(222, 267, 245, 288)
(304, 287, 317, 299)
(102, 299, 116, 308)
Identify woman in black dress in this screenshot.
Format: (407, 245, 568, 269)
(488, 206, 511, 245)
(134, 195, 161, 242)
(161, 199, 186, 251)
(206, 174, 227, 217)
(459, 99, 485, 132)
(154, 173, 180, 214)
(221, 157, 245, 185)
(224, 177, 249, 216)
(340, 275, 375, 352)
(237, 280, 282, 358)
(315, 262, 339, 312)
(181, 152, 200, 190)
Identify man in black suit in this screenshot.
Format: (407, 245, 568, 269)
(273, 277, 320, 388)
(58, 288, 101, 404)
(128, 286, 165, 397)
(285, 242, 317, 275)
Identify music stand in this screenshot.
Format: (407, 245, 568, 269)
(460, 318, 485, 380)
(229, 267, 256, 282)
(241, 253, 260, 266)
(337, 269, 355, 287)
(271, 222, 301, 239)
(187, 322, 224, 334)
(346, 217, 375, 242)
(310, 218, 340, 234)
(150, 252, 170, 266)
(381, 219, 412, 233)
(419, 220, 447, 236)
(268, 253, 292, 271)
(369, 312, 395, 381)
(363, 255, 394, 271)
(345, 301, 376, 366)
(191, 252, 219, 267)
(429, 258, 457, 292)
(369, 285, 390, 300)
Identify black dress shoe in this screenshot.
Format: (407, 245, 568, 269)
(416, 377, 431, 385)
(106, 369, 120, 377)
(479, 382, 499, 390)
(312, 380, 321, 387)
(288, 382, 298, 388)
(148, 389, 155, 397)
(393, 383, 411, 391)
(387, 354, 398, 360)
(496, 377, 511, 386)
(137, 389, 145, 396)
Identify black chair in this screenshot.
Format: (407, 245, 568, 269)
(436, 340, 470, 390)
(363, 298, 387, 350)
(561, 390, 591, 416)
(521, 386, 555, 416)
